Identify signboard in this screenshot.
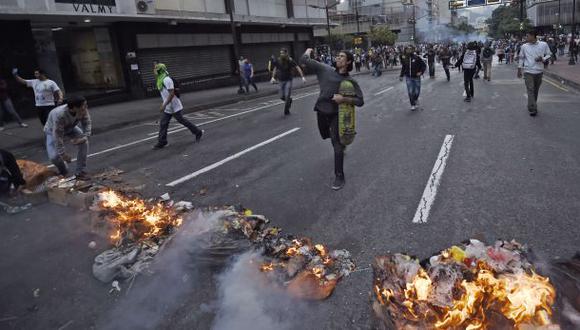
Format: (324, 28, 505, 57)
(55, 0, 117, 14)
(449, 0, 467, 9)
(486, 0, 502, 4)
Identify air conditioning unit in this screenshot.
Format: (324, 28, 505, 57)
(135, 0, 155, 14)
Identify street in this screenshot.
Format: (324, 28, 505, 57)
(2, 62, 580, 329)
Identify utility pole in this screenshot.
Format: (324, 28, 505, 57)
(228, 0, 240, 70)
(570, 0, 577, 65)
(355, 0, 361, 34)
(412, 0, 416, 45)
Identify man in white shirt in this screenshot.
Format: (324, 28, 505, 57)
(517, 31, 552, 116)
(13, 69, 63, 125)
(152, 63, 203, 150)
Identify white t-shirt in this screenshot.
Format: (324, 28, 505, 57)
(160, 76, 183, 114)
(26, 79, 60, 107)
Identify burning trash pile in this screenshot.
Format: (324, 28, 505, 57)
(194, 206, 356, 300)
(372, 239, 558, 329)
(90, 190, 189, 283)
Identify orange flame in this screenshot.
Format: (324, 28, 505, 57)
(98, 190, 182, 243)
(375, 261, 556, 329)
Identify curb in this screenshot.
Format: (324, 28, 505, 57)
(543, 70, 580, 92)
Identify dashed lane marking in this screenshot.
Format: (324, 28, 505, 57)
(412, 134, 455, 224)
(166, 127, 301, 187)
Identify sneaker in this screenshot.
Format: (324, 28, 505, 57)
(331, 176, 345, 191)
(20, 123, 28, 128)
(75, 171, 90, 181)
(152, 143, 167, 150)
(195, 130, 204, 142)
(529, 111, 538, 117)
(411, 105, 416, 111)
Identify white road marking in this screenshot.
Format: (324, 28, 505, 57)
(147, 90, 320, 136)
(374, 86, 394, 96)
(166, 127, 301, 187)
(542, 77, 569, 92)
(412, 134, 455, 224)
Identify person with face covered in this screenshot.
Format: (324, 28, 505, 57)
(271, 48, 306, 116)
(43, 95, 91, 179)
(152, 62, 203, 149)
(399, 46, 426, 111)
(301, 49, 364, 191)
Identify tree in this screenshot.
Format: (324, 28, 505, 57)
(486, 5, 533, 38)
(369, 26, 398, 46)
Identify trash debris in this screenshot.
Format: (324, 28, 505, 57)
(174, 201, 193, 212)
(159, 193, 170, 201)
(33, 288, 40, 298)
(0, 201, 32, 214)
(372, 239, 557, 329)
(16, 159, 57, 192)
(88, 241, 97, 249)
(110, 280, 121, 293)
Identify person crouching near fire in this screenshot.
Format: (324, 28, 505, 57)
(44, 95, 91, 180)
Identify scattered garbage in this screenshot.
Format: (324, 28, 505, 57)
(372, 239, 558, 329)
(110, 280, 121, 293)
(0, 201, 32, 214)
(33, 288, 40, 298)
(88, 241, 97, 249)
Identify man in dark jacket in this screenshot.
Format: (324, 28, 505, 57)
(438, 46, 452, 81)
(424, 46, 436, 78)
(301, 48, 364, 191)
(455, 41, 482, 102)
(0, 149, 25, 195)
(399, 46, 426, 110)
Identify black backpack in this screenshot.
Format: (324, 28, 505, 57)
(168, 76, 181, 98)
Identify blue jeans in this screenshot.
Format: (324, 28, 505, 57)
(405, 77, 421, 106)
(278, 80, 293, 101)
(158, 111, 201, 145)
(46, 126, 88, 175)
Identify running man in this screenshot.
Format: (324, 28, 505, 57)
(517, 31, 551, 116)
(153, 63, 203, 149)
(399, 46, 426, 111)
(300, 48, 364, 191)
(13, 68, 63, 126)
(271, 48, 306, 116)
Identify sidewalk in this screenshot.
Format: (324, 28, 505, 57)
(544, 58, 580, 91)
(0, 74, 323, 151)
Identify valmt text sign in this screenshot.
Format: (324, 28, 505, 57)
(55, 0, 117, 14)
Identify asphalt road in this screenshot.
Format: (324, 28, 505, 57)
(2, 61, 580, 329)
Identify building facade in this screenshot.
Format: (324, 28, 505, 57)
(527, 0, 579, 34)
(0, 0, 326, 110)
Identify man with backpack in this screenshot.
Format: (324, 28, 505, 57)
(152, 63, 203, 149)
(0, 149, 25, 196)
(271, 48, 306, 116)
(399, 46, 426, 111)
(481, 43, 494, 81)
(455, 41, 481, 102)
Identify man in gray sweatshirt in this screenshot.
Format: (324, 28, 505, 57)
(44, 96, 91, 178)
(301, 48, 364, 190)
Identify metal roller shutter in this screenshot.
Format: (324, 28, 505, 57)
(240, 43, 292, 72)
(137, 46, 232, 90)
(295, 42, 307, 60)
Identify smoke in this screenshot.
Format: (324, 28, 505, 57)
(211, 251, 307, 330)
(97, 210, 223, 330)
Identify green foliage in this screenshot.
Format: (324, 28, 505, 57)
(456, 22, 476, 34)
(369, 26, 398, 46)
(486, 5, 533, 38)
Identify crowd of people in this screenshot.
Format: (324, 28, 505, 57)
(1, 31, 578, 195)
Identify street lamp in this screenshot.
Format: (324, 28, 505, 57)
(309, 0, 341, 41)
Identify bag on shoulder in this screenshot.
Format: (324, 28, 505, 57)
(462, 50, 477, 69)
(168, 76, 181, 98)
